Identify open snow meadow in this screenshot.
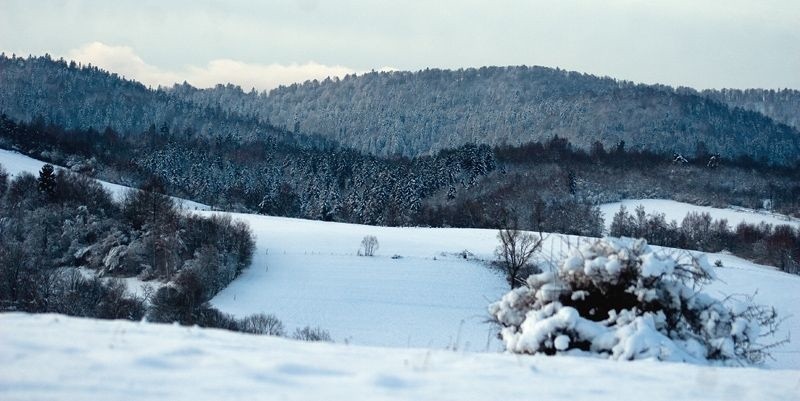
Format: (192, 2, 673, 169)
(204, 213, 508, 351)
(1, 149, 799, 400)
(202, 210, 800, 371)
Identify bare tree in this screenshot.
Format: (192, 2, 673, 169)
(359, 235, 379, 256)
(495, 228, 543, 289)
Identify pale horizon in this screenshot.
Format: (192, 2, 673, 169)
(2, 0, 799, 91)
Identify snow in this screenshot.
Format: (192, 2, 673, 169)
(200, 212, 508, 351)
(490, 238, 789, 365)
(640, 252, 674, 277)
(2, 147, 799, 369)
(554, 334, 570, 350)
(199, 211, 800, 368)
(599, 199, 800, 230)
(1, 313, 797, 401)
(200, 210, 799, 368)
(702, 253, 800, 368)
(0, 148, 210, 211)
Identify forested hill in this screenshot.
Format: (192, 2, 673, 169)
(1, 54, 799, 166)
(698, 88, 800, 131)
(0, 54, 320, 148)
(172, 67, 800, 165)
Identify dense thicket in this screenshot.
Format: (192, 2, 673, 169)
(0, 163, 255, 320)
(0, 115, 605, 235)
(2, 54, 799, 165)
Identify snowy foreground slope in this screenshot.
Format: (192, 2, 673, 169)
(1, 313, 797, 401)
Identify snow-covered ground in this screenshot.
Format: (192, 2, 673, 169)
(202, 212, 800, 369)
(203, 213, 508, 351)
(1, 313, 797, 401)
(599, 199, 800, 230)
(2, 147, 799, 400)
(0, 148, 210, 210)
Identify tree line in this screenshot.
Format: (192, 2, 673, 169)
(610, 205, 800, 275)
(2, 113, 798, 236)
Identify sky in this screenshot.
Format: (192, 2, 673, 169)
(1, 0, 798, 91)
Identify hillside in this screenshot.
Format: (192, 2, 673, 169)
(197, 210, 799, 369)
(171, 67, 800, 164)
(0, 148, 210, 210)
(2, 148, 798, 364)
(0, 54, 299, 145)
(700, 88, 800, 131)
(2, 140, 799, 401)
(1, 55, 799, 165)
(1, 313, 797, 401)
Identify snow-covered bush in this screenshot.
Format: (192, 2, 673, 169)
(489, 237, 781, 365)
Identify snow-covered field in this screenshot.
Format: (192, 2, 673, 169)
(204, 213, 509, 350)
(599, 199, 800, 230)
(202, 212, 800, 369)
(2, 148, 800, 400)
(1, 313, 797, 401)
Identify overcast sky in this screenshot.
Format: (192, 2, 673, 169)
(1, 0, 798, 91)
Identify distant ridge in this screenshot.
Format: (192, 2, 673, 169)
(1, 54, 798, 165)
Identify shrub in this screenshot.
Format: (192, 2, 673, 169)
(239, 313, 285, 336)
(40, 270, 145, 320)
(194, 307, 240, 331)
(148, 286, 192, 324)
(91, 278, 146, 320)
(489, 237, 782, 365)
(292, 326, 333, 342)
(359, 235, 379, 257)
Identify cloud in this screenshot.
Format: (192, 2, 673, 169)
(3, 1, 799, 89)
(183, 59, 357, 91)
(66, 42, 387, 91)
(67, 42, 182, 87)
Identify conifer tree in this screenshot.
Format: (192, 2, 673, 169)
(37, 164, 57, 198)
